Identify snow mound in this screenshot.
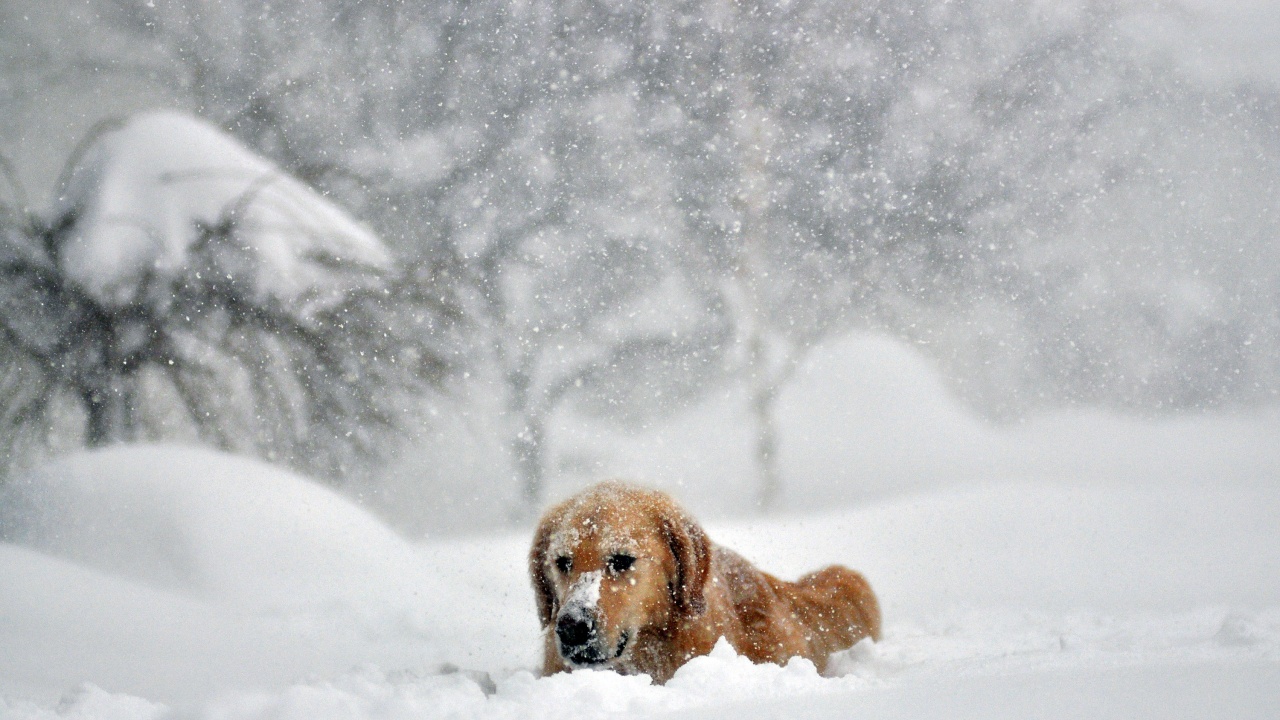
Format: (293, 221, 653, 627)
(548, 333, 994, 514)
(158, 616, 1280, 720)
(52, 111, 390, 310)
(0, 446, 468, 706)
(3, 445, 1279, 717)
(199, 639, 873, 720)
(548, 330, 1280, 519)
(1, 683, 168, 720)
(0, 445, 423, 610)
(777, 333, 1000, 502)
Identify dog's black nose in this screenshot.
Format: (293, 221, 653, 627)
(556, 614, 594, 648)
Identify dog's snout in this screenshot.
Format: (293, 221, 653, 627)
(556, 614, 594, 648)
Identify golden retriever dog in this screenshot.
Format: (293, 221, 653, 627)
(529, 482, 881, 683)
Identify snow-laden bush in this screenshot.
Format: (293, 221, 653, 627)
(0, 111, 452, 481)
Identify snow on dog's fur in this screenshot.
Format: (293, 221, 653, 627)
(529, 481, 881, 683)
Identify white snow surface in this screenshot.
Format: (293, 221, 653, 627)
(2, 337, 1279, 719)
(53, 111, 390, 310)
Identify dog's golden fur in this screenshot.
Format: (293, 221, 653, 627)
(529, 482, 881, 683)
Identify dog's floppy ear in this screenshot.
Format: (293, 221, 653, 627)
(529, 511, 559, 629)
(660, 504, 711, 617)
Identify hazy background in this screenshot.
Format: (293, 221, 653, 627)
(1, 0, 1278, 534)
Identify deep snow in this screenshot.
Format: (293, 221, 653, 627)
(2, 335, 1279, 719)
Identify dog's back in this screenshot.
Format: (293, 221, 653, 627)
(788, 565, 881, 660)
(708, 548, 880, 671)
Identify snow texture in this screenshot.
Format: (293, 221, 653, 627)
(2, 331, 1278, 719)
(52, 111, 390, 312)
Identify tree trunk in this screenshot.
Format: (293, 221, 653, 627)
(514, 413, 546, 512)
(750, 380, 781, 510)
(727, 45, 780, 511)
(82, 379, 132, 447)
(507, 361, 550, 515)
(83, 390, 111, 447)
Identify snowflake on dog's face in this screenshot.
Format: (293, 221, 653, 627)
(538, 484, 679, 673)
(546, 494, 646, 566)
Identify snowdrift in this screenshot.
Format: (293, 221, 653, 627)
(2, 437, 1278, 718)
(0, 447, 466, 706)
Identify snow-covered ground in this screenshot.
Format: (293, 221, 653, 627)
(2, 335, 1279, 719)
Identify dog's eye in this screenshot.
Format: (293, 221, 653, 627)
(554, 556, 572, 574)
(607, 553, 635, 573)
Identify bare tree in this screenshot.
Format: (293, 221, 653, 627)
(448, 92, 732, 510)
(711, 0, 812, 509)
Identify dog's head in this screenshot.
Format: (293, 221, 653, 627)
(529, 482, 710, 670)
